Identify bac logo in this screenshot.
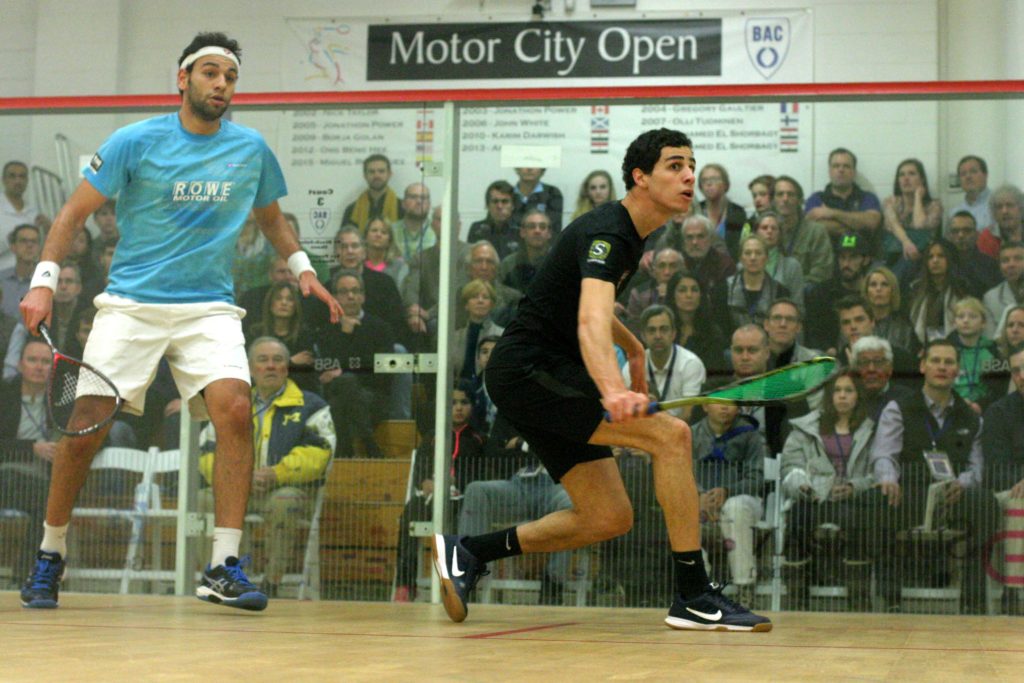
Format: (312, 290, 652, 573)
(745, 18, 790, 80)
(310, 207, 332, 234)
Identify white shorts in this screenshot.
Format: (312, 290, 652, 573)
(82, 292, 250, 419)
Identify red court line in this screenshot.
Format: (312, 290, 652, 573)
(463, 621, 579, 639)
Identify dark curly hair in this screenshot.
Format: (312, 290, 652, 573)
(176, 32, 242, 94)
(621, 128, 693, 191)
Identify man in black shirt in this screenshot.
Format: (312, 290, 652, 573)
(431, 129, 770, 632)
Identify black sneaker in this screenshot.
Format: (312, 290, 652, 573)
(20, 551, 66, 609)
(431, 533, 488, 623)
(196, 556, 268, 611)
(665, 583, 773, 632)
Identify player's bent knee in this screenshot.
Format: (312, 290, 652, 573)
(591, 506, 633, 541)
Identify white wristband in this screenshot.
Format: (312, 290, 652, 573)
(287, 250, 314, 279)
(30, 261, 60, 292)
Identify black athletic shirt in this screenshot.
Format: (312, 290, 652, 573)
(499, 201, 645, 362)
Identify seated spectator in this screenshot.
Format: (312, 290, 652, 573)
(804, 232, 872, 351)
(571, 170, 616, 220)
(65, 228, 103, 302)
(499, 208, 552, 293)
(625, 247, 683, 333)
(364, 217, 408, 286)
(690, 397, 766, 603)
(746, 174, 775, 224)
(805, 147, 883, 254)
(622, 305, 705, 422)
(239, 256, 298, 338)
(48, 264, 87, 349)
(89, 198, 119, 265)
(713, 234, 791, 336)
(460, 241, 522, 328)
(834, 295, 917, 376)
(664, 271, 728, 378)
(850, 335, 915, 421)
(472, 335, 501, 436)
(752, 211, 804, 309)
(403, 207, 470, 346)
(862, 265, 919, 357)
(247, 282, 317, 394)
(978, 185, 1024, 259)
(780, 371, 877, 610)
(1, 224, 39, 319)
(0, 339, 56, 583)
(468, 181, 519, 259)
(870, 339, 1001, 613)
(697, 163, 748, 261)
(198, 337, 335, 595)
(982, 241, 1024, 338)
(1, 161, 47, 271)
(946, 155, 991, 235)
(341, 153, 402, 233)
(316, 270, 395, 458)
(995, 305, 1024, 388)
(773, 175, 834, 286)
(881, 158, 943, 282)
(906, 238, 968, 344)
(512, 167, 563, 234)
(390, 183, 435, 263)
(0, 287, 15, 362)
(451, 279, 505, 382)
(947, 210, 1001, 298)
(980, 345, 1024, 614)
(764, 298, 820, 369)
(947, 297, 1001, 414)
(394, 380, 486, 601)
(232, 211, 274, 300)
(657, 214, 735, 296)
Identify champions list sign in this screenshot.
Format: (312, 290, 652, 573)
(285, 12, 812, 90)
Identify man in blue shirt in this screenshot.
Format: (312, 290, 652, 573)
(17, 32, 341, 612)
(805, 147, 883, 255)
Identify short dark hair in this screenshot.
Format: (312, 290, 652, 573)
(829, 147, 857, 167)
(8, 223, 39, 246)
(767, 297, 802, 321)
(640, 304, 676, 330)
(21, 337, 50, 361)
(999, 241, 1024, 256)
(957, 155, 988, 176)
(477, 334, 501, 353)
(950, 210, 977, 228)
(2, 160, 27, 177)
(484, 180, 515, 206)
(773, 175, 805, 204)
(835, 295, 873, 321)
(177, 32, 242, 71)
(332, 268, 364, 292)
(922, 338, 958, 361)
(622, 128, 693, 191)
(363, 154, 391, 174)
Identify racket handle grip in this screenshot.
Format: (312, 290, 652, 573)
(602, 402, 661, 422)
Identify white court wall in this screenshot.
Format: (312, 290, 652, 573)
(0, 0, 1016, 227)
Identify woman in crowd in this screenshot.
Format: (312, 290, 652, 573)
(451, 279, 504, 382)
(993, 304, 1024, 394)
(572, 170, 616, 220)
(363, 216, 408, 286)
(881, 159, 943, 282)
(747, 174, 775, 224)
(697, 163, 748, 261)
(780, 371, 876, 610)
(753, 211, 804, 308)
(907, 238, 967, 344)
(65, 227, 103, 300)
(249, 282, 317, 392)
(861, 265, 918, 356)
(714, 234, 791, 335)
(665, 271, 729, 379)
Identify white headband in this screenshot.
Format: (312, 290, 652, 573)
(180, 46, 240, 71)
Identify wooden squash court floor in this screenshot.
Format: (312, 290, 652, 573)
(1, 592, 1022, 681)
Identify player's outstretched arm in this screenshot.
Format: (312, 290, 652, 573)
(21, 181, 108, 334)
(253, 201, 344, 323)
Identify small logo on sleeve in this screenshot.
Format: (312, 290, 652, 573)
(89, 153, 104, 173)
(587, 239, 611, 263)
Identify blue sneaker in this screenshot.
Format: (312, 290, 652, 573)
(196, 556, 268, 611)
(665, 583, 772, 632)
(21, 550, 66, 609)
(431, 534, 488, 623)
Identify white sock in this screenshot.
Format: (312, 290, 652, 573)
(211, 527, 243, 567)
(40, 522, 69, 557)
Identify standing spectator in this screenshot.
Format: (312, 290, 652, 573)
(861, 265, 918, 357)
(390, 183, 435, 262)
(881, 159, 943, 282)
(622, 305, 706, 422)
(664, 271, 728, 379)
(499, 208, 552, 293)
(947, 297, 1001, 414)
(198, 337, 335, 596)
(804, 148, 883, 253)
(0, 224, 40, 319)
(403, 206, 470, 345)
(511, 167, 563, 233)
(982, 241, 1024, 338)
(947, 155, 991, 235)
(714, 234, 791, 336)
(907, 238, 968, 344)
(947, 211, 1000, 298)
(978, 185, 1024, 259)
(772, 175, 834, 285)
(659, 214, 735, 296)
(753, 211, 804, 309)
(468, 180, 519, 260)
(0, 161, 46, 270)
(747, 174, 775, 224)
(572, 170, 616, 221)
(341, 153, 402, 233)
(364, 217, 408, 286)
(697, 163, 748, 261)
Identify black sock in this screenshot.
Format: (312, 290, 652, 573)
(461, 527, 522, 564)
(673, 550, 710, 599)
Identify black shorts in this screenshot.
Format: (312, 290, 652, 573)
(484, 339, 612, 482)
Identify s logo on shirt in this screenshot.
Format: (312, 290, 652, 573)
(587, 240, 611, 263)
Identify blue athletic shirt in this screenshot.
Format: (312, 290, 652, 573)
(82, 113, 287, 304)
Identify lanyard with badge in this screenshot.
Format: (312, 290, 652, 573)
(922, 413, 955, 481)
(647, 346, 677, 402)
